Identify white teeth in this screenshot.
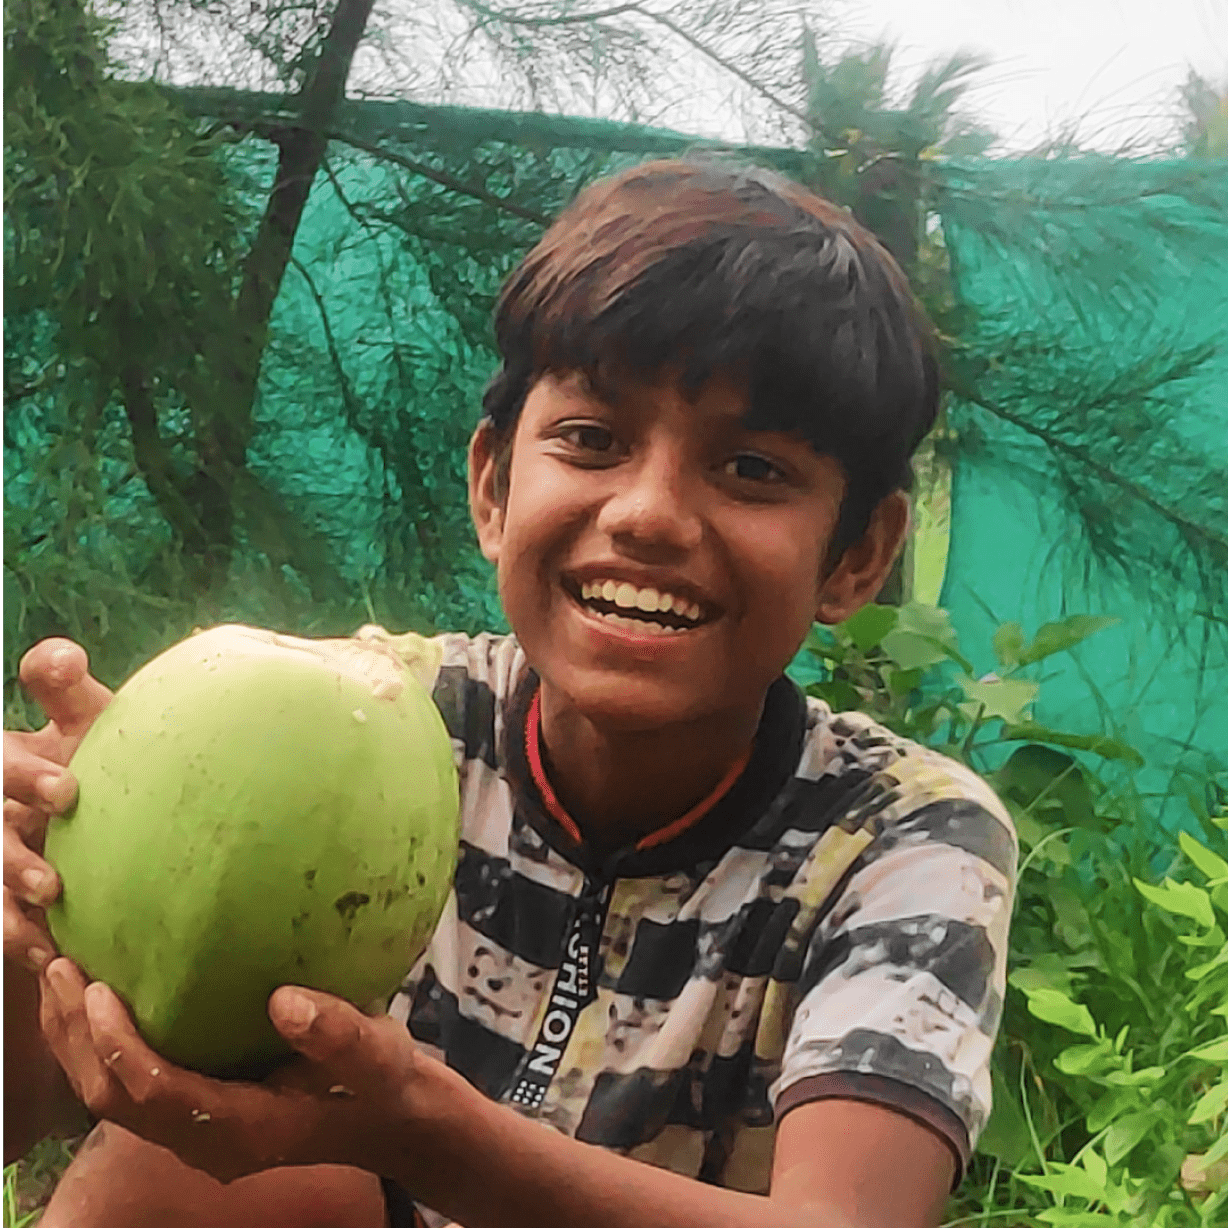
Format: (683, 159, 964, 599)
(575, 579, 706, 622)
(597, 611, 685, 635)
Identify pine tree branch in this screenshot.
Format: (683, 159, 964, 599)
(289, 255, 444, 578)
(326, 132, 551, 224)
(461, 1, 643, 25)
(957, 388, 1228, 558)
(458, 1, 812, 127)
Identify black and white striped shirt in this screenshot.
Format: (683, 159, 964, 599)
(370, 629, 1016, 1224)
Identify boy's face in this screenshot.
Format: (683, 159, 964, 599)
(470, 372, 906, 733)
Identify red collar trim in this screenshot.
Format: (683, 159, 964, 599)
(524, 688, 752, 853)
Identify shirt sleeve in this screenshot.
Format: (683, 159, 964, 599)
(773, 739, 1018, 1185)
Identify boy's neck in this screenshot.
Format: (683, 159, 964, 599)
(535, 685, 763, 854)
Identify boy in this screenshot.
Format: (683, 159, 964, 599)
(3, 159, 1016, 1228)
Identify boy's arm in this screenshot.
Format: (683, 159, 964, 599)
(42, 960, 953, 1228)
(412, 1084, 952, 1228)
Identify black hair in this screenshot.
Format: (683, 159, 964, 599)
(482, 158, 940, 557)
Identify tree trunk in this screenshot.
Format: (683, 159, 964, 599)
(125, 0, 377, 590)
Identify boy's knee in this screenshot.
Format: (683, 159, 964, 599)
(40, 1122, 388, 1228)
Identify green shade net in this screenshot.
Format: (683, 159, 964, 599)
(6, 92, 1226, 815)
(933, 158, 1228, 820)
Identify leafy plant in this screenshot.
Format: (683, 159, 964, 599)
(790, 602, 1135, 770)
(790, 605, 1228, 1225)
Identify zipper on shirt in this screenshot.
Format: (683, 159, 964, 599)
(506, 858, 623, 1110)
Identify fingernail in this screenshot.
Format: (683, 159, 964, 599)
(29, 947, 52, 969)
(36, 773, 75, 812)
(281, 992, 317, 1031)
(21, 867, 55, 904)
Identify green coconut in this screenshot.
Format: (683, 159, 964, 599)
(44, 624, 459, 1079)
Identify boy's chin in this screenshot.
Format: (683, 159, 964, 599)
(540, 666, 748, 735)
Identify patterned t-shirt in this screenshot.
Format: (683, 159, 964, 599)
(370, 628, 1017, 1225)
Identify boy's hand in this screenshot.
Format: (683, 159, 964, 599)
(39, 956, 452, 1186)
(3, 639, 112, 972)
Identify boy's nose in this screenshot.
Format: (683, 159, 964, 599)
(595, 447, 703, 557)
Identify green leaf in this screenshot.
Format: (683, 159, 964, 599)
(1026, 988, 1099, 1037)
(1180, 831, 1228, 881)
(1086, 1085, 1139, 1132)
(1018, 615, 1119, 665)
(995, 745, 1096, 826)
(1104, 1108, 1159, 1164)
(1134, 877, 1216, 929)
(1018, 1166, 1106, 1200)
(978, 1064, 1034, 1165)
(1009, 953, 1076, 996)
(894, 602, 960, 644)
(837, 603, 898, 651)
(880, 630, 954, 671)
(881, 602, 973, 672)
(1201, 1128, 1228, 1167)
(992, 620, 1025, 668)
(1186, 1036, 1228, 1062)
(1104, 1065, 1164, 1087)
(1082, 1147, 1108, 1189)
(958, 674, 1039, 723)
(998, 722, 1145, 765)
(805, 680, 864, 712)
(1189, 1078, 1228, 1125)
(1178, 924, 1225, 949)
(886, 665, 924, 696)
(1189, 947, 1228, 981)
(1056, 1040, 1117, 1076)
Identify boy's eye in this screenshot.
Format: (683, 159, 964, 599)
(724, 453, 785, 483)
(561, 423, 615, 453)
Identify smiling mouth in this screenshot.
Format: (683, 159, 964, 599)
(563, 578, 714, 634)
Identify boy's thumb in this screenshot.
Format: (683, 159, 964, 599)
(267, 986, 365, 1066)
(19, 639, 113, 741)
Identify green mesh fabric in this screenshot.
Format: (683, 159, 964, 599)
(6, 91, 1225, 803)
(932, 158, 1228, 815)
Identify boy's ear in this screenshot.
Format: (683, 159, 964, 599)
(468, 420, 505, 565)
(814, 492, 910, 624)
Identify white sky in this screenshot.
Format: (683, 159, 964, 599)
(837, 0, 1228, 151)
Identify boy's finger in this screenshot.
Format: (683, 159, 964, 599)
(268, 986, 365, 1067)
(2, 886, 56, 971)
(40, 958, 113, 1111)
(2, 735, 78, 813)
(83, 982, 292, 1182)
(3, 822, 60, 907)
(82, 982, 180, 1110)
(4, 797, 49, 848)
(18, 639, 113, 742)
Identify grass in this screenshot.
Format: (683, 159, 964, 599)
(2, 1136, 85, 1228)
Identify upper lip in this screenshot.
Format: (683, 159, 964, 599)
(562, 565, 722, 619)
